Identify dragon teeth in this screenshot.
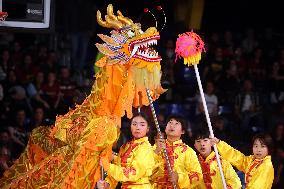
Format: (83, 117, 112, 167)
(131, 38, 160, 59)
(130, 45, 139, 57)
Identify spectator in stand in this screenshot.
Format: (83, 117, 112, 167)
(247, 48, 267, 91)
(30, 106, 45, 131)
(233, 47, 248, 79)
(41, 71, 61, 115)
(234, 79, 264, 141)
(0, 130, 13, 175)
(0, 82, 11, 125)
(241, 28, 259, 57)
(260, 28, 278, 60)
(26, 71, 50, 110)
(217, 60, 241, 105)
(0, 129, 12, 148)
(203, 47, 228, 83)
(196, 81, 218, 117)
(212, 116, 231, 142)
(269, 61, 284, 105)
(206, 32, 221, 60)
(36, 44, 48, 64)
(15, 54, 39, 85)
(0, 49, 13, 82)
(57, 66, 77, 114)
(222, 30, 235, 58)
(2, 69, 17, 91)
(268, 101, 284, 132)
(8, 85, 33, 116)
(0, 146, 12, 177)
(269, 49, 284, 105)
(40, 51, 59, 75)
(10, 41, 23, 66)
(7, 108, 30, 159)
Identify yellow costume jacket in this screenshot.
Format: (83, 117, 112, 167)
(217, 141, 274, 189)
(105, 137, 155, 189)
(151, 139, 202, 189)
(197, 152, 241, 189)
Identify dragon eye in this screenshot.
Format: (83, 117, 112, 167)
(127, 30, 135, 38)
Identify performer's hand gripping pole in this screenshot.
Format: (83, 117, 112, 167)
(194, 65, 227, 189)
(144, 79, 177, 189)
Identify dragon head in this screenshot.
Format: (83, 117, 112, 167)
(96, 4, 162, 66)
(95, 4, 165, 116)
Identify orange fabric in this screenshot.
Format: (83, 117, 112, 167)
(0, 6, 165, 188)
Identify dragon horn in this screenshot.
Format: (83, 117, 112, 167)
(117, 10, 134, 25)
(97, 4, 123, 29)
(97, 4, 133, 29)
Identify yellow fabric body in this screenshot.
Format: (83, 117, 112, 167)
(151, 139, 202, 189)
(0, 6, 166, 188)
(105, 137, 155, 189)
(0, 52, 162, 189)
(197, 151, 241, 189)
(0, 116, 119, 189)
(217, 141, 274, 189)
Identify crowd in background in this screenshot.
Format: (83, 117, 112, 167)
(0, 26, 284, 188)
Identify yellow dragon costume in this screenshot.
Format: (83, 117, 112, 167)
(0, 4, 165, 189)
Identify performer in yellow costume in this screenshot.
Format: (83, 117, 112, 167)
(97, 113, 155, 189)
(193, 128, 241, 189)
(0, 4, 165, 189)
(151, 115, 202, 189)
(212, 133, 274, 189)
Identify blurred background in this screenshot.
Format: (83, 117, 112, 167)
(0, 0, 283, 188)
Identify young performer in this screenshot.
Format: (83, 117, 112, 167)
(97, 113, 155, 189)
(193, 128, 241, 189)
(151, 114, 202, 188)
(212, 133, 274, 189)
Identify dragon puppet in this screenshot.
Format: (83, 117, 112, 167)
(0, 4, 165, 189)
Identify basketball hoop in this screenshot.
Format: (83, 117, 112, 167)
(0, 12, 8, 21)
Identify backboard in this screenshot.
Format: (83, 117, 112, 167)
(0, 0, 53, 29)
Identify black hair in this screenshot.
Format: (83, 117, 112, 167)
(129, 112, 151, 140)
(251, 133, 274, 155)
(165, 114, 187, 132)
(130, 112, 149, 127)
(192, 127, 211, 141)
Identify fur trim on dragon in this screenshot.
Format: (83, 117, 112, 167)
(0, 4, 165, 189)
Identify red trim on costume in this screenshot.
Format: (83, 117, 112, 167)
(120, 141, 144, 166)
(189, 172, 200, 183)
(157, 141, 189, 188)
(245, 159, 263, 187)
(198, 154, 219, 189)
(154, 178, 176, 189)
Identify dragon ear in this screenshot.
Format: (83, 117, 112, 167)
(97, 34, 120, 47)
(95, 43, 119, 56)
(110, 30, 127, 44)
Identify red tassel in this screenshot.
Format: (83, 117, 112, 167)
(144, 8, 149, 13)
